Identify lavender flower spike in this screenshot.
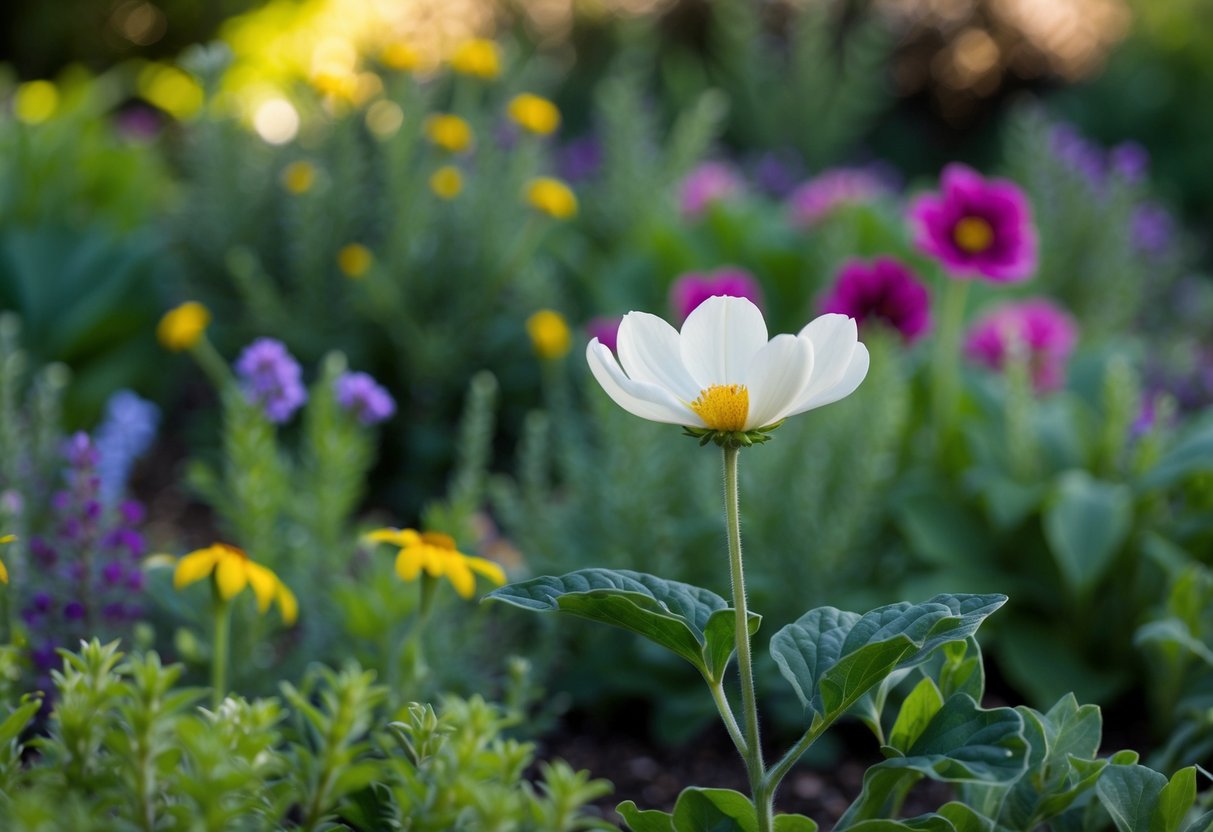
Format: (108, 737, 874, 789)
(334, 371, 396, 426)
(235, 338, 308, 424)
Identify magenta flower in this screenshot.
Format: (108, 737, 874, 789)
(909, 164, 1037, 283)
(235, 338, 308, 423)
(334, 371, 396, 425)
(787, 167, 891, 228)
(669, 267, 764, 321)
(585, 316, 621, 353)
(964, 299, 1077, 393)
(819, 257, 931, 343)
(678, 162, 745, 219)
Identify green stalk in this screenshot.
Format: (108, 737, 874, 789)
(190, 336, 235, 392)
(722, 446, 771, 832)
(211, 595, 231, 709)
(399, 574, 438, 696)
(931, 277, 970, 460)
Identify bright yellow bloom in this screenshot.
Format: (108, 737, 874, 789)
(0, 535, 14, 584)
(158, 302, 211, 351)
(282, 161, 316, 194)
(429, 166, 463, 200)
(507, 94, 560, 136)
(365, 528, 506, 600)
(138, 64, 204, 121)
(525, 177, 578, 220)
(526, 310, 572, 360)
(338, 244, 373, 279)
(382, 42, 421, 71)
(449, 39, 501, 80)
(424, 114, 473, 153)
(173, 543, 297, 625)
(14, 81, 58, 125)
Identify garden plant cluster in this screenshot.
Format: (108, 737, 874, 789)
(2, 1, 1213, 830)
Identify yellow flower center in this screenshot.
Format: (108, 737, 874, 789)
(953, 216, 995, 253)
(421, 532, 457, 550)
(689, 384, 749, 432)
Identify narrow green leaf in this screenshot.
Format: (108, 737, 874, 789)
(672, 788, 757, 832)
(889, 678, 944, 754)
(1043, 471, 1133, 598)
(618, 801, 675, 832)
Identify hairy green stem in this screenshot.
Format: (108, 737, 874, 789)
(722, 446, 771, 832)
(211, 596, 231, 709)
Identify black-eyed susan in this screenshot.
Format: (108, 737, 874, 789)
(429, 166, 463, 200)
(0, 534, 14, 584)
(449, 39, 501, 80)
(424, 114, 473, 154)
(507, 93, 560, 136)
(526, 310, 571, 360)
(365, 528, 505, 599)
(525, 177, 577, 220)
(157, 302, 211, 351)
(338, 243, 374, 279)
(174, 543, 298, 625)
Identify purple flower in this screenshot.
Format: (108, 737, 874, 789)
(749, 151, 804, 197)
(787, 167, 891, 228)
(964, 298, 1078, 393)
(235, 338, 308, 424)
(1131, 202, 1174, 257)
(63, 601, 86, 621)
(585, 316, 621, 353)
(909, 164, 1037, 283)
(94, 390, 160, 507)
(334, 371, 396, 426)
(1109, 141, 1149, 183)
(669, 267, 764, 322)
(558, 137, 602, 182)
(819, 257, 931, 343)
(678, 162, 745, 220)
(1049, 125, 1105, 183)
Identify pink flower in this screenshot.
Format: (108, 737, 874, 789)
(909, 164, 1037, 283)
(585, 316, 621, 353)
(787, 167, 891, 228)
(678, 162, 745, 219)
(819, 257, 931, 343)
(964, 299, 1077, 393)
(669, 267, 763, 322)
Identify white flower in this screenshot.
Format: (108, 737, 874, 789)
(586, 295, 869, 433)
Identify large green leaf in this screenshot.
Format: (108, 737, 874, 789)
(1140, 422, 1213, 492)
(838, 694, 1027, 827)
(845, 803, 990, 832)
(1043, 471, 1133, 598)
(770, 595, 1005, 726)
(1096, 764, 1198, 832)
(672, 788, 757, 832)
(618, 801, 674, 832)
(487, 569, 758, 681)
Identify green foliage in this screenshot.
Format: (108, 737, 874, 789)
(0, 641, 615, 832)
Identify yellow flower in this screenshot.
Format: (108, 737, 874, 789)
(424, 114, 473, 153)
(338, 244, 373, 279)
(526, 310, 572, 360)
(14, 81, 58, 125)
(382, 42, 421, 72)
(365, 528, 506, 600)
(525, 177, 578, 220)
(282, 161, 316, 194)
(0, 535, 14, 584)
(429, 166, 463, 200)
(173, 543, 298, 625)
(158, 302, 211, 351)
(507, 94, 560, 136)
(449, 39, 501, 80)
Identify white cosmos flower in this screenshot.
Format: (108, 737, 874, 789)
(586, 295, 869, 433)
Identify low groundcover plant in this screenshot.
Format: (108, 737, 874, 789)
(489, 295, 1213, 832)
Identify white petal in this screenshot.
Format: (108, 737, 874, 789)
(790, 314, 858, 411)
(742, 334, 815, 429)
(794, 342, 869, 413)
(680, 296, 768, 388)
(616, 312, 700, 401)
(586, 340, 697, 426)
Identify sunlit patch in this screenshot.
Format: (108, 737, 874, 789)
(253, 98, 300, 144)
(689, 385, 750, 432)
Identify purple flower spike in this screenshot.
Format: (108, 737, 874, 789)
(334, 372, 396, 426)
(678, 162, 745, 220)
(819, 257, 931, 344)
(64, 601, 86, 621)
(909, 164, 1037, 283)
(669, 267, 764, 322)
(964, 298, 1078, 393)
(1109, 141, 1149, 183)
(787, 167, 891, 228)
(235, 338, 308, 424)
(586, 317, 622, 353)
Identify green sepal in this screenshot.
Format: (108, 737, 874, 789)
(486, 569, 759, 682)
(682, 421, 783, 449)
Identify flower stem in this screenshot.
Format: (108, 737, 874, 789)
(399, 575, 437, 696)
(722, 446, 771, 831)
(211, 596, 231, 709)
(932, 277, 970, 459)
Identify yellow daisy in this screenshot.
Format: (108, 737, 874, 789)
(173, 543, 298, 625)
(365, 528, 506, 599)
(0, 534, 14, 584)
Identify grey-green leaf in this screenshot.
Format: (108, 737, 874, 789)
(1043, 471, 1133, 598)
(672, 788, 757, 832)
